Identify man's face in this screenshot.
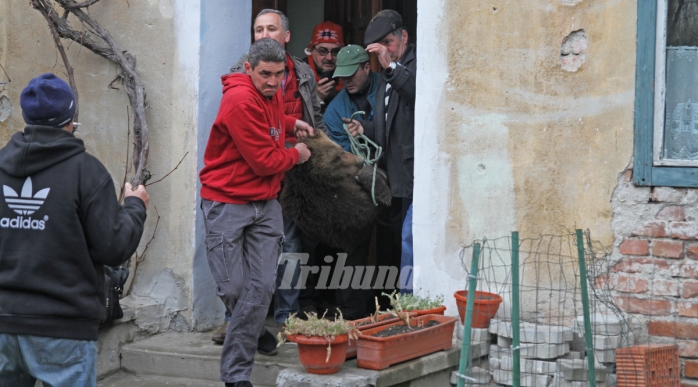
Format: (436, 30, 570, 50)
(245, 61, 285, 97)
(254, 13, 290, 47)
(310, 43, 341, 72)
(377, 29, 408, 62)
(340, 63, 371, 95)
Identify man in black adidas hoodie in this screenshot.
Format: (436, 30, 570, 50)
(0, 73, 149, 387)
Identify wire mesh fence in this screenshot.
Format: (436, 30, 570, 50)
(454, 230, 681, 387)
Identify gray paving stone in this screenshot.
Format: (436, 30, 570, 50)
(493, 369, 552, 387)
(519, 343, 569, 359)
(573, 314, 622, 336)
(497, 336, 512, 348)
(501, 355, 556, 374)
(490, 344, 511, 359)
(553, 373, 607, 387)
(593, 348, 615, 363)
(450, 367, 490, 385)
(556, 359, 608, 382)
(592, 334, 620, 350)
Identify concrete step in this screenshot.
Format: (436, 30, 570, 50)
(119, 331, 300, 386)
(97, 371, 272, 387)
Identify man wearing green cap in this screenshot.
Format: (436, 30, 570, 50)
(323, 45, 381, 151)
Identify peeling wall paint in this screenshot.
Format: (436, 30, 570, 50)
(415, 0, 636, 314)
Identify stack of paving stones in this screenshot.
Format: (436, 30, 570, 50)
(452, 319, 495, 385)
(485, 316, 620, 387)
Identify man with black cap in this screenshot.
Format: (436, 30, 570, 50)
(346, 10, 416, 292)
(0, 73, 149, 386)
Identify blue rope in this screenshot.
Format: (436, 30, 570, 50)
(343, 111, 384, 206)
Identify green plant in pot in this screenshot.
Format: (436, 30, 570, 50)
(385, 290, 446, 316)
(353, 292, 457, 370)
(278, 310, 358, 375)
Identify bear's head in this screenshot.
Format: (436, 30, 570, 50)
(298, 131, 364, 184)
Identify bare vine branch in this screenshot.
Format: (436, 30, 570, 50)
(125, 206, 160, 297)
(31, 0, 79, 120)
(29, 0, 151, 185)
(146, 152, 189, 187)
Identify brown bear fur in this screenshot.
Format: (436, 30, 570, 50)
(279, 131, 391, 249)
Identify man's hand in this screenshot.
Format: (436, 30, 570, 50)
(294, 143, 311, 164)
(341, 118, 364, 137)
(366, 44, 392, 69)
(316, 78, 336, 101)
(294, 120, 314, 138)
(124, 182, 149, 210)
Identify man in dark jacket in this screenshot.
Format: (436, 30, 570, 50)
(347, 10, 416, 292)
(0, 73, 149, 387)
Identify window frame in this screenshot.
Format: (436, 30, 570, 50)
(634, 0, 698, 187)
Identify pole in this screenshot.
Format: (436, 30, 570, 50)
(511, 232, 521, 387)
(576, 229, 597, 387)
(457, 243, 481, 387)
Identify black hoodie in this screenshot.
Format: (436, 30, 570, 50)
(0, 125, 146, 340)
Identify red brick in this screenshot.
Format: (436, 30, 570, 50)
(684, 281, 698, 298)
(680, 340, 698, 357)
(593, 274, 609, 288)
(616, 297, 672, 316)
(678, 302, 698, 318)
(653, 240, 685, 259)
(620, 239, 650, 256)
(633, 221, 669, 238)
(686, 360, 698, 379)
(650, 279, 680, 296)
(610, 257, 671, 274)
(614, 274, 648, 293)
(657, 205, 686, 221)
(681, 261, 698, 279)
(688, 245, 698, 260)
(649, 321, 698, 339)
(672, 222, 698, 240)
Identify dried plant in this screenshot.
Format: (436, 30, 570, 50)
(278, 310, 358, 363)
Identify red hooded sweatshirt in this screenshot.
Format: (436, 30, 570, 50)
(200, 73, 299, 204)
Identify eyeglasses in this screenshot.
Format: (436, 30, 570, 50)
(313, 47, 341, 57)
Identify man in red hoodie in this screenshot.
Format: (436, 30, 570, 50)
(199, 38, 312, 387)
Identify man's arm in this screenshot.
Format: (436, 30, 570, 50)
(81, 175, 147, 267)
(384, 61, 416, 108)
(323, 102, 353, 152)
(306, 75, 329, 134)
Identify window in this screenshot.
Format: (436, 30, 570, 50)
(634, 0, 698, 186)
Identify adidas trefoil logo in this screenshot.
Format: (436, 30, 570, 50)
(3, 177, 50, 215)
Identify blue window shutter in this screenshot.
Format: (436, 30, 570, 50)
(633, 0, 657, 186)
(634, 0, 698, 187)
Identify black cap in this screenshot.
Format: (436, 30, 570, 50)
(364, 10, 404, 45)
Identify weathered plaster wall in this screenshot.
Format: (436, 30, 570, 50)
(414, 0, 636, 314)
(1, 0, 199, 329)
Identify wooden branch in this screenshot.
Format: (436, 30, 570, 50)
(118, 105, 131, 203)
(31, 0, 79, 120)
(125, 206, 159, 297)
(146, 152, 189, 187)
(30, 0, 151, 186)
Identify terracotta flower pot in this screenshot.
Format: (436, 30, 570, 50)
(346, 311, 418, 359)
(356, 314, 457, 370)
(286, 334, 348, 374)
(453, 290, 502, 328)
(412, 305, 447, 316)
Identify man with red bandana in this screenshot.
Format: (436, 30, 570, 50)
(303, 21, 344, 112)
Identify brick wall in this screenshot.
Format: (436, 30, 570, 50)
(610, 169, 698, 384)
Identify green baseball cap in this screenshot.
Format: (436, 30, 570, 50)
(332, 45, 370, 78)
